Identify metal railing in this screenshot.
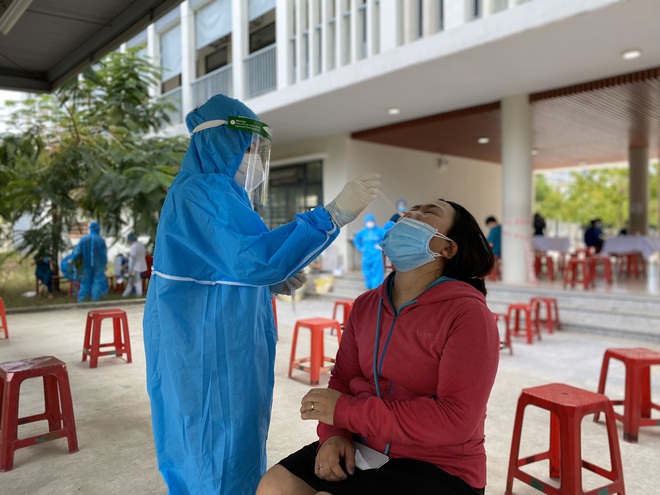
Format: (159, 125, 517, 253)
(159, 87, 183, 125)
(191, 65, 233, 108)
(244, 44, 277, 99)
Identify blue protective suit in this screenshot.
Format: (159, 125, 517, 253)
(73, 222, 108, 302)
(142, 94, 339, 495)
(353, 214, 385, 289)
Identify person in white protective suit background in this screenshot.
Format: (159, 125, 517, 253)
(122, 232, 148, 297)
(142, 93, 380, 495)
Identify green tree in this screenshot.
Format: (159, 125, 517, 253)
(0, 49, 188, 283)
(535, 165, 658, 231)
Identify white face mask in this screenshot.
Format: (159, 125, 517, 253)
(366, 221, 376, 229)
(234, 154, 264, 192)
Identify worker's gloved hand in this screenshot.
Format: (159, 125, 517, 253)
(270, 270, 308, 296)
(325, 173, 381, 228)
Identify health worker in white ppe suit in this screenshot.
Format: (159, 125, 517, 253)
(142, 94, 381, 495)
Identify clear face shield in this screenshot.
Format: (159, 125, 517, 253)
(190, 115, 272, 206)
(228, 116, 271, 206)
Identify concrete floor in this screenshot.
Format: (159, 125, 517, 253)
(0, 296, 659, 494)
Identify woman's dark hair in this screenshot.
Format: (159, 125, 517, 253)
(441, 200, 495, 296)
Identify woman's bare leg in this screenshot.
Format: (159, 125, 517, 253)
(256, 465, 317, 495)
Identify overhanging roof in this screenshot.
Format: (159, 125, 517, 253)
(0, 0, 184, 93)
(352, 67, 660, 170)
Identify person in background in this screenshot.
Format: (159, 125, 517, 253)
(618, 220, 629, 236)
(34, 255, 54, 298)
(353, 214, 386, 289)
(389, 198, 407, 223)
(142, 94, 381, 495)
(485, 216, 501, 258)
(533, 212, 546, 236)
(72, 221, 108, 302)
(584, 218, 604, 253)
(257, 199, 498, 495)
(122, 232, 148, 297)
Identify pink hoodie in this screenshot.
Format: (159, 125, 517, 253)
(318, 275, 500, 489)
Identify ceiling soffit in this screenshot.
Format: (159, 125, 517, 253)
(352, 67, 660, 170)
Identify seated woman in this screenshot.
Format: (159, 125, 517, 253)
(257, 199, 499, 495)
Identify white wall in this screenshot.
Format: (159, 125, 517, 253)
(272, 136, 503, 270)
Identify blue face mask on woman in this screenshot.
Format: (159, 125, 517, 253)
(381, 217, 453, 272)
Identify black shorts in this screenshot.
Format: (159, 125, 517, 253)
(277, 442, 485, 495)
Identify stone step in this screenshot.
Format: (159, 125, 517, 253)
(311, 273, 660, 342)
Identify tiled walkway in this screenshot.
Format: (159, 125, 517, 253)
(0, 294, 658, 494)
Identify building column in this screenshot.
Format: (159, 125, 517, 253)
(180, 1, 194, 115)
(501, 94, 533, 283)
(629, 146, 649, 235)
(231, 0, 247, 101)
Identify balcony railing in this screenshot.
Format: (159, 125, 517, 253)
(191, 65, 233, 108)
(244, 44, 277, 99)
(159, 87, 183, 126)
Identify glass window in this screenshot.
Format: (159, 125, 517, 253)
(250, 22, 276, 53)
(256, 161, 324, 229)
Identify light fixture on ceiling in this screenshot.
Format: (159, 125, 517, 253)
(477, 137, 490, 144)
(622, 49, 641, 60)
(531, 149, 539, 156)
(387, 107, 401, 115)
(0, 0, 34, 36)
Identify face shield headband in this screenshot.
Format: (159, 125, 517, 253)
(191, 116, 272, 206)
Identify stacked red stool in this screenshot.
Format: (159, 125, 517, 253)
(289, 318, 342, 385)
(331, 299, 354, 335)
(534, 252, 555, 281)
(529, 297, 560, 335)
(0, 297, 8, 339)
(596, 347, 660, 443)
(506, 301, 542, 345)
(0, 356, 79, 471)
(82, 309, 132, 368)
(492, 312, 512, 355)
(505, 383, 625, 495)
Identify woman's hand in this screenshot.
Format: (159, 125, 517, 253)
(314, 436, 356, 481)
(300, 388, 342, 425)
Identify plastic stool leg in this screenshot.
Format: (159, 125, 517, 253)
(89, 317, 101, 369)
(55, 368, 79, 453)
(288, 324, 300, 378)
(82, 313, 92, 362)
(549, 411, 560, 479)
(43, 375, 62, 431)
(310, 327, 323, 385)
(122, 314, 132, 363)
(113, 317, 123, 358)
(0, 378, 20, 471)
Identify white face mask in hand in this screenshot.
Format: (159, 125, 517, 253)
(234, 154, 264, 192)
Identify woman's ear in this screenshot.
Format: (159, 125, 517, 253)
(442, 241, 458, 260)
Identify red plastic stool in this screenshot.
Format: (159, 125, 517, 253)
(289, 318, 342, 385)
(596, 348, 660, 443)
(0, 297, 8, 339)
(0, 356, 79, 471)
(331, 299, 354, 335)
(589, 255, 613, 284)
(617, 252, 645, 278)
(492, 312, 512, 355)
(82, 309, 132, 368)
(506, 302, 541, 345)
(530, 297, 560, 334)
(534, 253, 555, 281)
(563, 258, 593, 289)
(505, 383, 625, 495)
